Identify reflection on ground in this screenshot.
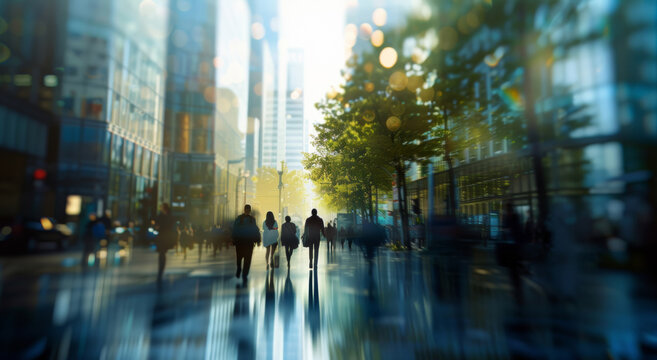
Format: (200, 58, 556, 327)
(0, 243, 656, 359)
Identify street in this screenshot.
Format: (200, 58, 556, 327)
(1, 242, 656, 359)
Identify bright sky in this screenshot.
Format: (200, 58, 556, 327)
(280, 0, 348, 153)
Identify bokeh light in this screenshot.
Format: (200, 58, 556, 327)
(363, 110, 375, 122)
(484, 46, 506, 67)
(371, 30, 384, 47)
(254, 82, 263, 96)
(386, 116, 401, 131)
(213, 56, 223, 68)
(359, 23, 372, 39)
(500, 84, 525, 111)
(364, 82, 375, 92)
(290, 88, 302, 99)
(407, 75, 423, 92)
(372, 8, 387, 27)
(379, 47, 398, 68)
(203, 87, 216, 103)
(344, 24, 358, 48)
(251, 22, 265, 40)
(364, 62, 374, 73)
(389, 71, 408, 91)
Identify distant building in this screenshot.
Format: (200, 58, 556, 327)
(247, 0, 284, 171)
(285, 49, 305, 170)
(162, 0, 219, 226)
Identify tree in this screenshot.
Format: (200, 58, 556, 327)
(306, 46, 441, 247)
(253, 165, 308, 223)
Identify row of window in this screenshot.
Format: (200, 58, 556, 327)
(0, 105, 48, 158)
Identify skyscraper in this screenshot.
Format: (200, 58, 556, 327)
(247, 0, 283, 171)
(0, 0, 168, 224)
(285, 48, 305, 170)
(162, 0, 219, 226)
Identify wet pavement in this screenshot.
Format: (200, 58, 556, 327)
(1, 242, 656, 359)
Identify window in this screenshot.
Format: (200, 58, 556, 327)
(60, 124, 81, 161)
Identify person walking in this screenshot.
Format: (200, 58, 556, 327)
(262, 211, 279, 270)
(155, 203, 176, 285)
(232, 204, 260, 282)
(82, 212, 103, 269)
(304, 209, 325, 269)
(326, 222, 337, 252)
(280, 216, 299, 269)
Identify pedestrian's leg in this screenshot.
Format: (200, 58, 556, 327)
(265, 246, 270, 268)
(243, 245, 253, 278)
(314, 241, 320, 267)
(271, 244, 277, 267)
(157, 251, 166, 283)
(309, 241, 314, 268)
(235, 245, 242, 278)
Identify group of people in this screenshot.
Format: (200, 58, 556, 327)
(231, 205, 326, 282)
(152, 203, 329, 284)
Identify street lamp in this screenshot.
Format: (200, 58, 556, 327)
(243, 170, 250, 211)
(226, 157, 245, 221)
(277, 161, 285, 220)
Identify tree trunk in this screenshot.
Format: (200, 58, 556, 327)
(396, 164, 411, 249)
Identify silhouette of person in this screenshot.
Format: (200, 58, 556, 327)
(155, 203, 176, 285)
(262, 211, 279, 270)
(339, 227, 346, 249)
(232, 204, 261, 283)
(81, 212, 100, 269)
(306, 270, 320, 340)
(281, 216, 299, 269)
(230, 283, 255, 360)
(304, 209, 325, 269)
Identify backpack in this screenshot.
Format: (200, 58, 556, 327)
(92, 221, 106, 240)
(232, 215, 260, 245)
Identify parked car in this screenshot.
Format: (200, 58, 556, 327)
(0, 217, 73, 253)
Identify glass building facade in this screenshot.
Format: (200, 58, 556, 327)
(162, 0, 218, 226)
(0, 0, 168, 225)
(408, 0, 657, 243)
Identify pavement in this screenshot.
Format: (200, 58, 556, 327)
(0, 241, 656, 359)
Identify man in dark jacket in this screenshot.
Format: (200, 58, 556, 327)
(304, 209, 325, 269)
(232, 204, 260, 281)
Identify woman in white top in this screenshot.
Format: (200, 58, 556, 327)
(262, 211, 279, 269)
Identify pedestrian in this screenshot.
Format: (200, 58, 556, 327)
(327, 222, 337, 251)
(99, 209, 113, 241)
(339, 227, 346, 249)
(281, 216, 299, 269)
(155, 203, 177, 285)
(82, 212, 103, 269)
(232, 204, 261, 282)
(304, 209, 325, 269)
(262, 211, 279, 270)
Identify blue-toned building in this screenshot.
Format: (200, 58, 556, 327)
(0, 0, 168, 225)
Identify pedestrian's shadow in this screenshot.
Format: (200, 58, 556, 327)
(279, 269, 296, 330)
(230, 283, 255, 360)
(306, 270, 320, 340)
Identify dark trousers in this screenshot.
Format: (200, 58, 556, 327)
(308, 240, 320, 265)
(285, 246, 294, 263)
(235, 243, 254, 278)
(157, 250, 166, 282)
